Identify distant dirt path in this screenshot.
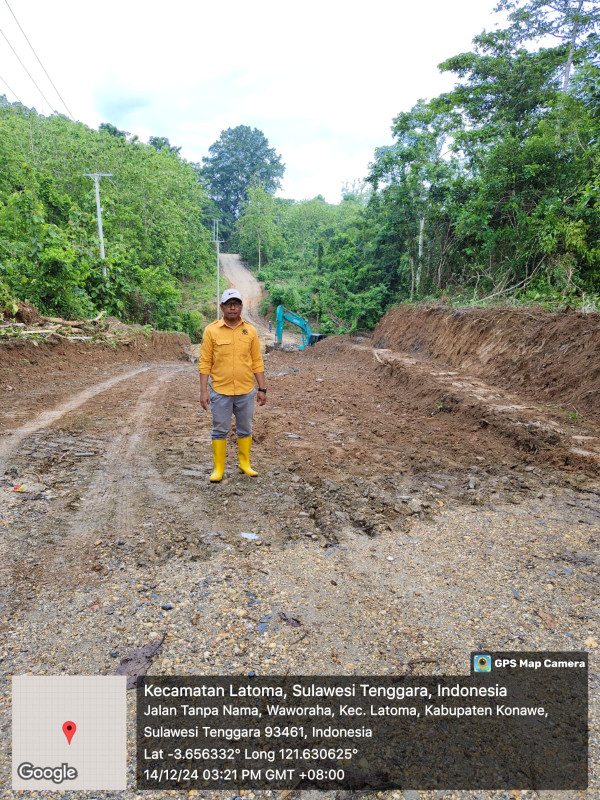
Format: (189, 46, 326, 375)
(219, 253, 300, 345)
(219, 253, 266, 332)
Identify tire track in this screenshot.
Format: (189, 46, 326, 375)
(38, 366, 189, 585)
(0, 365, 183, 617)
(0, 365, 152, 471)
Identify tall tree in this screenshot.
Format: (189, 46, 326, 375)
(237, 183, 280, 272)
(435, 5, 600, 297)
(200, 125, 284, 236)
(439, 33, 567, 148)
(148, 136, 182, 154)
(369, 100, 461, 297)
(494, 0, 600, 90)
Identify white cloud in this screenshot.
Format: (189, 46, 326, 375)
(0, 0, 502, 202)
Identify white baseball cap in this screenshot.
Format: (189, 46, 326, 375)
(221, 289, 243, 304)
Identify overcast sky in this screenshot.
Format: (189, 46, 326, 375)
(0, 0, 503, 203)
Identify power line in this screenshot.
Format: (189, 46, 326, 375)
(3, 0, 73, 119)
(0, 23, 55, 112)
(0, 71, 22, 103)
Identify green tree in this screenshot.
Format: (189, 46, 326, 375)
(435, 10, 600, 298)
(237, 182, 280, 272)
(0, 190, 94, 317)
(0, 99, 214, 326)
(200, 125, 285, 235)
(99, 122, 129, 138)
(148, 135, 182, 154)
(494, 0, 600, 90)
(438, 34, 567, 147)
(369, 100, 461, 298)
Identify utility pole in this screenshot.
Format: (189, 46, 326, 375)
(84, 173, 112, 278)
(211, 220, 223, 318)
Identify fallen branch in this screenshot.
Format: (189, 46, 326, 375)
(38, 310, 105, 328)
(326, 308, 346, 328)
(0, 328, 57, 335)
(0, 307, 154, 346)
(468, 262, 542, 306)
(42, 317, 84, 326)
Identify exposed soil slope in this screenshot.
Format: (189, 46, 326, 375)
(374, 305, 600, 419)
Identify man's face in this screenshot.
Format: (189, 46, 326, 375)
(221, 299, 243, 324)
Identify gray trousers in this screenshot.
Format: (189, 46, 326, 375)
(209, 385, 256, 440)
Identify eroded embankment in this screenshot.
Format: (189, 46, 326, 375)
(373, 306, 600, 419)
(0, 331, 190, 401)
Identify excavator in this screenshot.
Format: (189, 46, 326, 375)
(275, 305, 326, 350)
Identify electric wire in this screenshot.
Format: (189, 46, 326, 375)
(0, 71, 22, 103)
(4, 0, 73, 119)
(0, 23, 55, 111)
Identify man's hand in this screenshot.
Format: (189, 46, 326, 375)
(255, 372, 267, 407)
(199, 374, 211, 411)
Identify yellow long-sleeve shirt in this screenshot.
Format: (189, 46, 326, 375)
(198, 318, 264, 395)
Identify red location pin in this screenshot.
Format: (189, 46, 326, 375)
(62, 721, 76, 744)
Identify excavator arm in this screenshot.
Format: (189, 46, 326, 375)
(275, 305, 325, 350)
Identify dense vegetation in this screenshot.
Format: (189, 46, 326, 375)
(236, 0, 600, 331)
(1, 0, 599, 336)
(236, 186, 378, 332)
(200, 126, 285, 238)
(0, 106, 214, 336)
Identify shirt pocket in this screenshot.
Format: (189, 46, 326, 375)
(214, 337, 233, 349)
(238, 336, 253, 354)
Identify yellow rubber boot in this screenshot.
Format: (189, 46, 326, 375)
(237, 436, 258, 476)
(209, 439, 226, 482)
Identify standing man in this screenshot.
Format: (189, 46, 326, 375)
(199, 289, 266, 482)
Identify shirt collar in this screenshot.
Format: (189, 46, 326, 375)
(217, 317, 246, 329)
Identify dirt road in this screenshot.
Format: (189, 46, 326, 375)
(219, 253, 265, 330)
(0, 320, 598, 798)
(219, 253, 301, 345)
